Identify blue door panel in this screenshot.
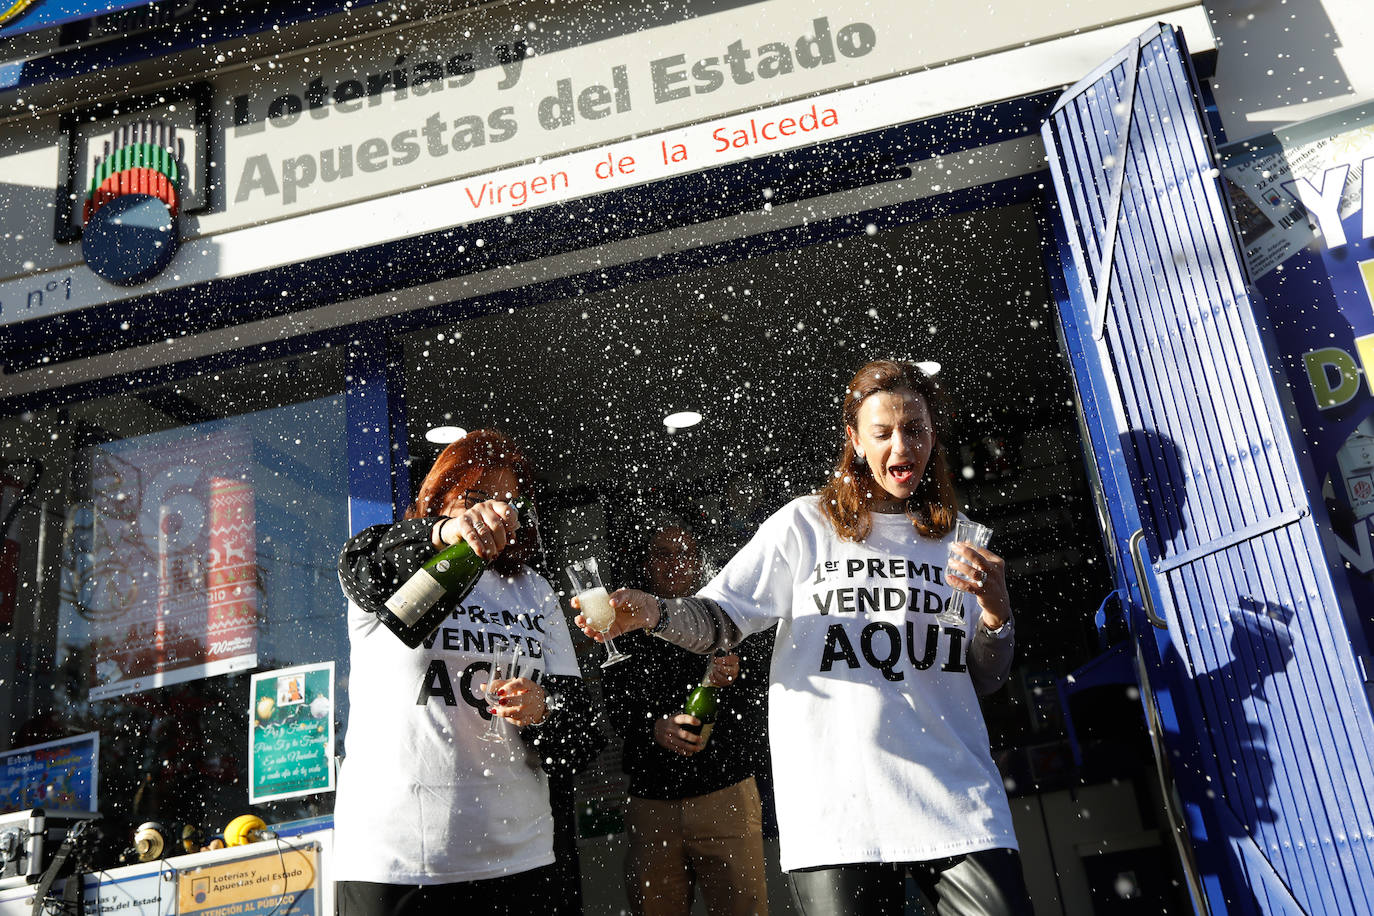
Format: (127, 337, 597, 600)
(1043, 23, 1374, 913)
(1134, 46, 1292, 516)
(1045, 202, 1240, 915)
(1189, 543, 1340, 909)
(1119, 38, 1370, 904)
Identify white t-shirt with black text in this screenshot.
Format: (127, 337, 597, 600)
(698, 495, 1017, 872)
(333, 567, 581, 885)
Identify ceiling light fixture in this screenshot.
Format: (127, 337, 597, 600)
(663, 410, 702, 431)
(425, 426, 466, 444)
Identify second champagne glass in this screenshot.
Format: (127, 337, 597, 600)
(937, 520, 993, 627)
(567, 557, 630, 668)
(479, 640, 523, 744)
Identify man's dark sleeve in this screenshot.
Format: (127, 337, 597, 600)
(603, 633, 681, 744)
(735, 626, 775, 687)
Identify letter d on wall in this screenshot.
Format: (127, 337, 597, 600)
(1304, 347, 1361, 409)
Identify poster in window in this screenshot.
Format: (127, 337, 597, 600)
(61, 426, 258, 700)
(0, 731, 99, 815)
(249, 662, 335, 804)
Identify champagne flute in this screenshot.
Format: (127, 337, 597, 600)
(479, 640, 523, 744)
(937, 520, 992, 627)
(567, 557, 630, 668)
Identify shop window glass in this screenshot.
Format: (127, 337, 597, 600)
(0, 348, 348, 842)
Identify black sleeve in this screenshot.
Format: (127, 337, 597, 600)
(603, 633, 685, 743)
(337, 518, 441, 613)
(521, 673, 608, 779)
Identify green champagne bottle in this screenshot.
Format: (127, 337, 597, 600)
(382, 497, 530, 648)
(682, 657, 719, 747)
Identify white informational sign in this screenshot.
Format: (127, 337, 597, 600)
(0, 882, 42, 916)
(0, 831, 333, 916)
(0, 0, 1211, 328)
(81, 861, 176, 916)
(1220, 104, 1374, 281)
(0, 853, 170, 916)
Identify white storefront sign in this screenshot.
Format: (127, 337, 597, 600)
(0, 0, 1209, 329)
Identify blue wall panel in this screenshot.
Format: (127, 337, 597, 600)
(345, 339, 411, 534)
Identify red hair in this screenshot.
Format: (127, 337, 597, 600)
(817, 360, 958, 542)
(406, 430, 537, 572)
(406, 429, 534, 519)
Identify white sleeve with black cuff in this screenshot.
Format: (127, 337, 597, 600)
(651, 596, 746, 655)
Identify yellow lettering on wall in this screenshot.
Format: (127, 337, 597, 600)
(1357, 334, 1374, 396)
(1361, 258, 1374, 313)
(1304, 347, 1361, 409)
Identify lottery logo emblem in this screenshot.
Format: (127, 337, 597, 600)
(81, 121, 183, 286)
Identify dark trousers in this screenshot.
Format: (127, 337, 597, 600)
(337, 865, 559, 916)
(788, 849, 1033, 916)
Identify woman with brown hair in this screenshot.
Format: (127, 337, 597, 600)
(335, 430, 603, 916)
(580, 360, 1032, 916)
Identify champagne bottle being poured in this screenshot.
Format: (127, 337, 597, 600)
(382, 497, 533, 647)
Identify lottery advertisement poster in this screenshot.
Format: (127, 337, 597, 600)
(60, 423, 259, 701)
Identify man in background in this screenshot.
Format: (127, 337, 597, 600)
(605, 523, 772, 916)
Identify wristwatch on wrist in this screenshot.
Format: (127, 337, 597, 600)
(648, 598, 670, 636)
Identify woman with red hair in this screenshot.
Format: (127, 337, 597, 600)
(335, 430, 603, 916)
(580, 361, 1032, 916)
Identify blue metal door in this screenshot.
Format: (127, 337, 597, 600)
(1042, 24, 1374, 915)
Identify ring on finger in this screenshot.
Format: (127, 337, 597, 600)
(473, 520, 487, 533)
(976, 570, 988, 586)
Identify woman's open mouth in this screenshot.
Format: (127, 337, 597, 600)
(888, 463, 915, 485)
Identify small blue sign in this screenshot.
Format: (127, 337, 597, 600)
(0, 732, 99, 815)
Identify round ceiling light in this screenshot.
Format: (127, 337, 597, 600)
(425, 426, 467, 444)
(663, 411, 703, 431)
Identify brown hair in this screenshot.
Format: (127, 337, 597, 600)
(817, 360, 958, 542)
(406, 429, 537, 572)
